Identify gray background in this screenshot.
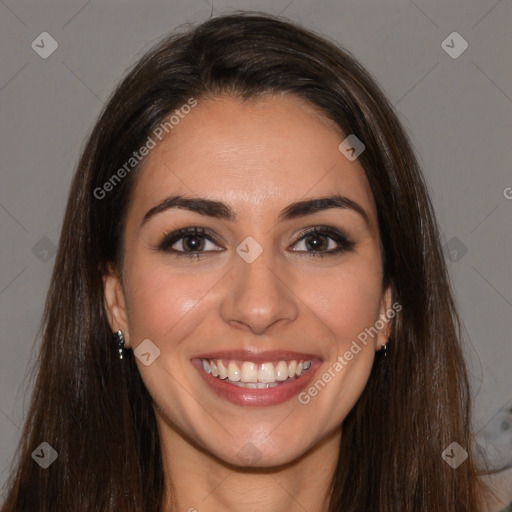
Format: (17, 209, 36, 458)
(1, 0, 511, 500)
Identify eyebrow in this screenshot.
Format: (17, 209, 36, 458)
(141, 194, 371, 230)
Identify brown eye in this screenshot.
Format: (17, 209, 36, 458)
(290, 226, 355, 257)
(158, 227, 223, 258)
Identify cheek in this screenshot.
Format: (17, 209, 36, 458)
(294, 262, 382, 427)
(297, 258, 384, 348)
(123, 259, 204, 345)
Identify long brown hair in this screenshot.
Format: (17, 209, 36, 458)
(1, 12, 488, 511)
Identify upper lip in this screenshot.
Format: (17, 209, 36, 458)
(190, 349, 322, 363)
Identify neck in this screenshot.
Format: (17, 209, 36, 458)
(156, 412, 341, 512)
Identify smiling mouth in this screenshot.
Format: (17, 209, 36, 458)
(198, 358, 312, 388)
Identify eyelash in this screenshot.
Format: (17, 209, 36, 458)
(157, 225, 355, 259)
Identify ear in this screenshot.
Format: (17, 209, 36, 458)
(376, 284, 394, 350)
(103, 264, 131, 348)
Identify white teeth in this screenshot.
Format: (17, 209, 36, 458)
(227, 361, 241, 381)
(200, 358, 312, 385)
(275, 361, 289, 381)
(217, 360, 228, 380)
(231, 381, 280, 389)
(288, 360, 297, 379)
(240, 361, 258, 383)
(258, 363, 275, 383)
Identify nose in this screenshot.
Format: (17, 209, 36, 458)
(220, 247, 299, 335)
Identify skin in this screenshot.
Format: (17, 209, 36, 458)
(104, 94, 392, 512)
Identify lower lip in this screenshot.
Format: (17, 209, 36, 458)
(191, 359, 321, 406)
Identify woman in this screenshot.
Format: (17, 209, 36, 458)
(0, 12, 493, 511)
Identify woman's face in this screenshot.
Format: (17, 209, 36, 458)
(104, 94, 392, 467)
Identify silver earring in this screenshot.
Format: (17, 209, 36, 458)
(381, 331, 389, 357)
(112, 330, 125, 359)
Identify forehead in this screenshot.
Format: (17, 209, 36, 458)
(128, 94, 377, 229)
